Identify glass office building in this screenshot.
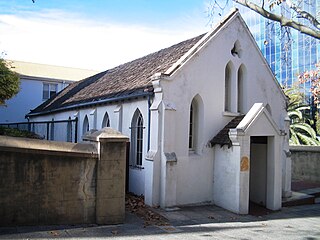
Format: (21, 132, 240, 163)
(238, 1, 320, 96)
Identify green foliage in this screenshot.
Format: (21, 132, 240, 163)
(284, 87, 320, 145)
(0, 59, 20, 105)
(316, 113, 320, 135)
(0, 126, 42, 139)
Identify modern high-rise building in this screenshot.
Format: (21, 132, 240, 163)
(237, 1, 320, 96)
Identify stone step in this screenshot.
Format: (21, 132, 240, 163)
(282, 191, 315, 207)
(299, 188, 320, 198)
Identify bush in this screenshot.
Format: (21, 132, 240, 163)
(0, 126, 42, 139)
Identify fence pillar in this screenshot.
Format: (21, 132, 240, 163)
(83, 128, 128, 224)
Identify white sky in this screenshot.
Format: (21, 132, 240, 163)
(0, 6, 212, 71)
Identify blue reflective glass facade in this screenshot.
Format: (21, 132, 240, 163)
(238, 1, 320, 97)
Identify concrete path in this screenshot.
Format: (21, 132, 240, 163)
(0, 203, 319, 239)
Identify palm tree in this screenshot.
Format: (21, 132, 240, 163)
(285, 87, 320, 146)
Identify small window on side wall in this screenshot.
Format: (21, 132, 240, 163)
(225, 62, 233, 112)
(237, 64, 246, 113)
(188, 95, 204, 153)
(130, 109, 144, 166)
(83, 115, 89, 135)
(189, 102, 195, 150)
(102, 111, 110, 128)
(43, 83, 58, 100)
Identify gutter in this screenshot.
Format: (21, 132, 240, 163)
(27, 90, 154, 118)
(19, 74, 76, 84)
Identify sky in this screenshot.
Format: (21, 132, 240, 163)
(0, 0, 222, 71)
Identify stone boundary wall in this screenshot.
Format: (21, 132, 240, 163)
(290, 146, 320, 182)
(0, 128, 128, 227)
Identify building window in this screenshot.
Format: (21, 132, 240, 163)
(231, 40, 242, 58)
(237, 64, 246, 113)
(102, 111, 110, 128)
(225, 62, 233, 112)
(67, 117, 72, 142)
(189, 102, 194, 149)
(188, 95, 204, 153)
(136, 114, 143, 165)
(83, 115, 89, 135)
(43, 83, 58, 100)
(131, 109, 144, 166)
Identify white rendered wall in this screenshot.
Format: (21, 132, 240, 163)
(154, 15, 287, 207)
(213, 145, 241, 213)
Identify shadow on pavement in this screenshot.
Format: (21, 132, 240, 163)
(0, 203, 319, 239)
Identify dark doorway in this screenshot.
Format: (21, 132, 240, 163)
(249, 136, 267, 208)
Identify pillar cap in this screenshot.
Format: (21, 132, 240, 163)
(83, 127, 129, 142)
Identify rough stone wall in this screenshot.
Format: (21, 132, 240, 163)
(290, 146, 320, 182)
(96, 140, 126, 224)
(0, 128, 128, 227)
(0, 136, 98, 226)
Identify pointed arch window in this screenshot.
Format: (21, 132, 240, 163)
(237, 65, 246, 113)
(83, 115, 89, 135)
(131, 109, 144, 166)
(102, 111, 110, 128)
(225, 62, 232, 112)
(189, 102, 195, 149)
(188, 95, 204, 153)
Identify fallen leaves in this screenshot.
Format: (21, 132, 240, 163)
(111, 230, 118, 235)
(49, 231, 59, 236)
(126, 193, 169, 227)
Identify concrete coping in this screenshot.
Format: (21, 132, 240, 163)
(290, 145, 320, 153)
(0, 135, 98, 156)
(82, 127, 129, 142)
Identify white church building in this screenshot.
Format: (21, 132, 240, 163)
(27, 9, 291, 214)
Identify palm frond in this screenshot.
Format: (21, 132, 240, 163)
(289, 128, 300, 145)
(296, 132, 320, 146)
(291, 122, 317, 139)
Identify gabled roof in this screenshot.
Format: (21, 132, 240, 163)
(8, 60, 98, 81)
(27, 9, 240, 117)
(210, 116, 245, 148)
(210, 103, 283, 148)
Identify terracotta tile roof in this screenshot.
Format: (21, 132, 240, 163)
(28, 34, 205, 115)
(210, 115, 245, 148)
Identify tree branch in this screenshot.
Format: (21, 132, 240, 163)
(285, 0, 320, 30)
(234, 0, 320, 40)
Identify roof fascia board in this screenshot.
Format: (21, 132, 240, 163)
(20, 74, 75, 84)
(164, 8, 239, 77)
(236, 103, 281, 135)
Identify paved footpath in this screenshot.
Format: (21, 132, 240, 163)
(0, 203, 319, 240)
